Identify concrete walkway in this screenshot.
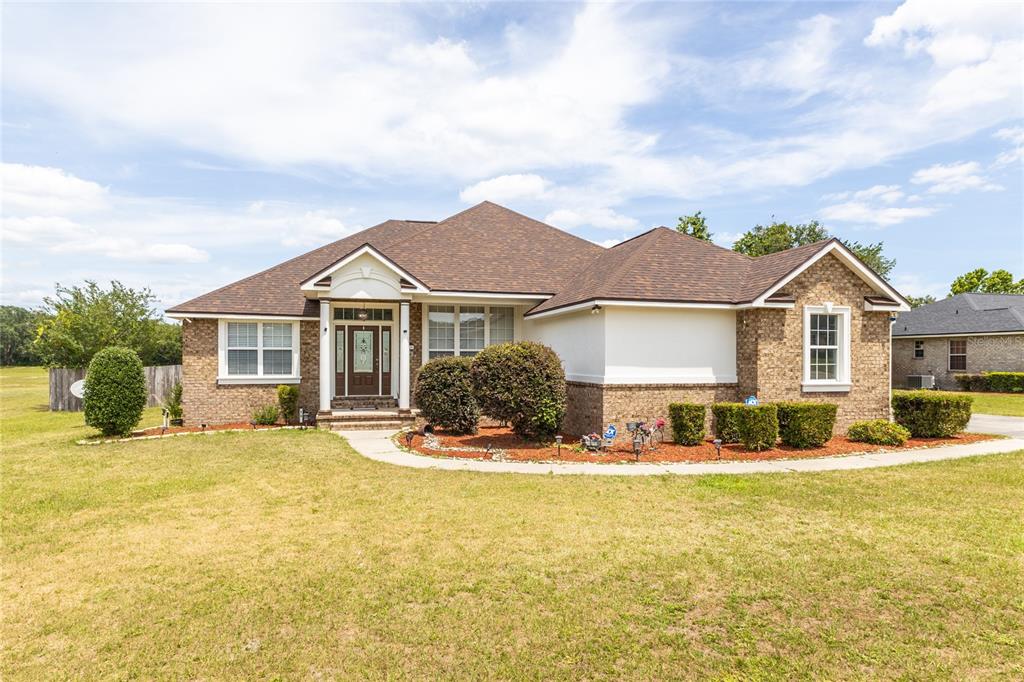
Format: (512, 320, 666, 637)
(969, 413, 1024, 439)
(334, 428, 1024, 477)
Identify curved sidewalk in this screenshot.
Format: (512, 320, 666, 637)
(333, 429, 1024, 476)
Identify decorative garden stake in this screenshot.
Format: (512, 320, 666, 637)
(713, 438, 723, 460)
(555, 435, 563, 457)
(200, 422, 208, 432)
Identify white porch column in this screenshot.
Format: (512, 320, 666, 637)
(319, 299, 331, 412)
(399, 301, 411, 411)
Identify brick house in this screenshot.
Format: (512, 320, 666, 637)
(892, 294, 1024, 390)
(166, 201, 909, 433)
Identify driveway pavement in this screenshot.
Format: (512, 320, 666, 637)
(969, 413, 1024, 439)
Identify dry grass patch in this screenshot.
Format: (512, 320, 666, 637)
(2, 367, 1023, 679)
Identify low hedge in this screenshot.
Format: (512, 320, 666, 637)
(711, 402, 743, 443)
(847, 419, 911, 446)
(83, 347, 147, 437)
(252, 404, 280, 425)
(737, 404, 778, 452)
(892, 390, 972, 438)
(954, 372, 1024, 393)
(414, 356, 480, 435)
(775, 402, 837, 448)
(668, 402, 706, 445)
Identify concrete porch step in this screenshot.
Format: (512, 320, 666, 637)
(317, 409, 416, 432)
(325, 420, 411, 431)
(330, 396, 398, 410)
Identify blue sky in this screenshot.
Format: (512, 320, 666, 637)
(2, 1, 1022, 313)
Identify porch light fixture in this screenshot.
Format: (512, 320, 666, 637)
(591, 304, 602, 314)
(357, 308, 369, 321)
(555, 434, 563, 457)
(713, 438, 722, 460)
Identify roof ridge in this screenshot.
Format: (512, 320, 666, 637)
(599, 228, 667, 297)
(669, 227, 754, 260)
(607, 226, 661, 250)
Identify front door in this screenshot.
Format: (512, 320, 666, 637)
(347, 325, 379, 395)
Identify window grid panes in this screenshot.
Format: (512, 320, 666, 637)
(227, 322, 258, 375)
(225, 321, 296, 377)
(334, 308, 393, 321)
(949, 339, 967, 371)
(490, 306, 514, 345)
(428, 305, 455, 359)
(809, 313, 839, 380)
(459, 306, 485, 356)
(914, 340, 924, 359)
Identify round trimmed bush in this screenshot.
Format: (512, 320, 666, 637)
(668, 402, 706, 445)
(711, 402, 744, 443)
(83, 347, 147, 436)
(470, 342, 566, 439)
(892, 390, 972, 438)
(738, 404, 778, 452)
(847, 419, 910, 446)
(414, 356, 479, 434)
(775, 401, 837, 448)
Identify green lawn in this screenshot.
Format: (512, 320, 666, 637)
(964, 391, 1024, 417)
(2, 366, 1023, 679)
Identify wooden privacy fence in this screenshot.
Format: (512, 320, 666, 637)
(49, 365, 182, 411)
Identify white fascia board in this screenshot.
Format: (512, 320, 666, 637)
(299, 244, 429, 293)
(525, 299, 739, 320)
(167, 312, 317, 321)
(565, 373, 738, 385)
(423, 291, 551, 300)
(753, 241, 911, 311)
(893, 331, 1024, 339)
(864, 301, 903, 312)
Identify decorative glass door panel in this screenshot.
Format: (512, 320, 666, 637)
(381, 329, 392, 396)
(347, 326, 379, 395)
(334, 328, 345, 396)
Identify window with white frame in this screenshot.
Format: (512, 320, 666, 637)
(427, 304, 516, 360)
(914, 340, 924, 359)
(222, 320, 299, 379)
(948, 339, 967, 371)
(802, 305, 850, 390)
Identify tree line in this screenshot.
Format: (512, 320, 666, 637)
(676, 211, 1023, 308)
(1, 281, 181, 368)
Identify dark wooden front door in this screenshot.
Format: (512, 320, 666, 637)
(347, 325, 379, 396)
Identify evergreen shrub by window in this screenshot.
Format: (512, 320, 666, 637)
(83, 347, 147, 437)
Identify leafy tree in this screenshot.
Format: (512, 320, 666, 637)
(33, 281, 182, 368)
(950, 268, 1024, 295)
(676, 211, 713, 241)
(0, 306, 45, 366)
(732, 220, 829, 257)
(732, 219, 896, 279)
(906, 295, 937, 308)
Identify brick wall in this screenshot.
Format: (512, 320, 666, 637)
(892, 334, 1024, 389)
(409, 302, 422, 406)
(736, 253, 892, 431)
(181, 319, 319, 425)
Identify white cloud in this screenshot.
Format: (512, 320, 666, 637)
(820, 201, 935, 227)
(1, 163, 108, 214)
(49, 237, 210, 264)
(823, 184, 904, 204)
(544, 207, 638, 231)
(712, 231, 743, 248)
(889, 272, 948, 299)
(459, 174, 550, 204)
(910, 161, 1003, 194)
(993, 126, 1024, 167)
(592, 236, 625, 249)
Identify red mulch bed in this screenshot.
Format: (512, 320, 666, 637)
(406, 425, 996, 464)
(131, 422, 289, 437)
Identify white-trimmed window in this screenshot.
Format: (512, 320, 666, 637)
(914, 340, 924, 359)
(426, 304, 516, 360)
(948, 339, 967, 371)
(220, 320, 300, 382)
(802, 305, 851, 392)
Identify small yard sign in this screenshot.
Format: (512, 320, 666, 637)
(744, 395, 758, 406)
(604, 424, 617, 439)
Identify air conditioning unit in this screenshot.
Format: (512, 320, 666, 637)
(906, 374, 935, 389)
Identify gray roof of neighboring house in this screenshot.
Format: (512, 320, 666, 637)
(892, 293, 1024, 337)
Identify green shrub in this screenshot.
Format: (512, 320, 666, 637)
(470, 341, 566, 439)
(711, 403, 744, 443)
(737, 404, 779, 451)
(163, 381, 183, 421)
(775, 402, 837, 448)
(83, 347, 147, 437)
(892, 390, 972, 437)
(985, 372, 1024, 393)
(277, 384, 299, 423)
(668, 402, 706, 445)
(414, 356, 479, 435)
(252, 404, 280, 425)
(953, 374, 987, 392)
(847, 419, 911, 446)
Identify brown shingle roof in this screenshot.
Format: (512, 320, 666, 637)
(167, 202, 843, 318)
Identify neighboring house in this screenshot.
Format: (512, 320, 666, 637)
(166, 201, 909, 433)
(892, 294, 1024, 390)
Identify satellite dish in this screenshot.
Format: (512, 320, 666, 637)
(70, 379, 86, 399)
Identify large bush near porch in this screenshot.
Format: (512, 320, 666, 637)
(413, 356, 479, 435)
(83, 346, 147, 437)
(892, 390, 972, 438)
(470, 341, 566, 439)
